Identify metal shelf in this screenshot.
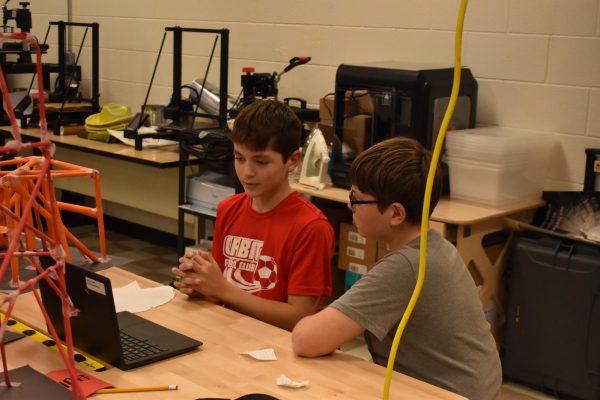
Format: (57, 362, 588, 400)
(178, 203, 217, 218)
(175, 27, 230, 258)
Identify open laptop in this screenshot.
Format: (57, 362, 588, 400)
(38, 258, 202, 370)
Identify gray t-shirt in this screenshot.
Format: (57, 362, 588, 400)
(331, 230, 502, 400)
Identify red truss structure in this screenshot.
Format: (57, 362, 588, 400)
(0, 31, 107, 400)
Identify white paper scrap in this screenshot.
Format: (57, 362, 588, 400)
(113, 281, 175, 313)
(276, 374, 309, 388)
(107, 129, 178, 148)
(241, 348, 277, 361)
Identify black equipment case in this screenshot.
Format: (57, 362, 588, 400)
(502, 231, 600, 399)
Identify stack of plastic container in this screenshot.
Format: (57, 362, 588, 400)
(444, 126, 556, 206)
(84, 103, 133, 142)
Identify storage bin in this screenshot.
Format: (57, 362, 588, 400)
(446, 157, 548, 206)
(445, 126, 554, 164)
(445, 127, 556, 206)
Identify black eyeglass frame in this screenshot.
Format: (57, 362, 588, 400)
(348, 190, 379, 211)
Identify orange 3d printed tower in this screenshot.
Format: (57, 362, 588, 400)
(0, 31, 106, 400)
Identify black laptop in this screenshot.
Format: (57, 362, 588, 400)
(38, 258, 202, 370)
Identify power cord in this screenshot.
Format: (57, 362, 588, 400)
(180, 129, 233, 164)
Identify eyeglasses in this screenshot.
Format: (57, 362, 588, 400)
(348, 190, 378, 212)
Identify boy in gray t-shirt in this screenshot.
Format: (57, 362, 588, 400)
(292, 137, 501, 400)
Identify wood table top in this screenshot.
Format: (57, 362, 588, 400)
(1, 127, 181, 168)
(3, 267, 466, 400)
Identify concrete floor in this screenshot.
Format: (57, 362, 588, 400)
(72, 224, 178, 285)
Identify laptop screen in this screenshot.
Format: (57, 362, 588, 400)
(38, 258, 123, 364)
(37, 257, 202, 370)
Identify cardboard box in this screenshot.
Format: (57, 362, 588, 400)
(318, 122, 334, 146)
(319, 90, 373, 123)
(318, 114, 372, 153)
(356, 92, 374, 114)
(305, 202, 354, 304)
(319, 95, 358, 124)
(338, 222, 377, 275)
(319, 90, 373, 152)
(344, 114, 372, 154)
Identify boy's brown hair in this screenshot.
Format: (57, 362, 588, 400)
(349, 137, 442, 224)
(232, 100, 302, 161)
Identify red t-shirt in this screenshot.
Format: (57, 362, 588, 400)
(212, 191, 334, 302)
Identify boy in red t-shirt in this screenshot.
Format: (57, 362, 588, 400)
(172, 100, 334, 331)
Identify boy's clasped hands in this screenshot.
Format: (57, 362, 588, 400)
(172, 251, 226, 301)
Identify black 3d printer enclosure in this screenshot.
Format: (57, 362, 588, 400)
(331, 63, 477, 189)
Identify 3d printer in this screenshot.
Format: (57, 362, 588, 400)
(2, 1, 31, 33)
(331, 62, 478, 188)
(236, 57, 319, 124)
(0, 1, 99, 131)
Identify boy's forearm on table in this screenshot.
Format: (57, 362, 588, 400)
(292, 314, 331, 357)
(218, 285, 314, 331)
(292, 307, 365, 357)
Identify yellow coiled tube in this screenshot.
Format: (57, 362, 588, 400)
(382, 1, 469, 398)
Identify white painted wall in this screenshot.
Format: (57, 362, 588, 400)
(19, 0, 600, 190)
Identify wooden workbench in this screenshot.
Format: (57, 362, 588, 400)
(0, 127, 185, 233)
(3, 267, 466, 400)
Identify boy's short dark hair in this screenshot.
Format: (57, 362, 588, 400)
(232, 100, 302, 161)
(350, 137, 442, 224)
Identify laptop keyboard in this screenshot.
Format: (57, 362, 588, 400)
(120, 330, 166, 361)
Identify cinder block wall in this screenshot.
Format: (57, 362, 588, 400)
(22, 0, 600, 190)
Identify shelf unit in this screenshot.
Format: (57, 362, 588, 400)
(173, 27, 230, 257)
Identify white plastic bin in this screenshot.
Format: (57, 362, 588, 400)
(445, 126, 555, 164)
(446, 157, 548, 206)
(444, 126, 556, 206)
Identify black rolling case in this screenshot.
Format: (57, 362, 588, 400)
(502, 231, 600, 399)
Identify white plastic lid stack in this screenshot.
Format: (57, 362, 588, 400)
(445, 126, 556, 166)
(444, 126, 557, 206)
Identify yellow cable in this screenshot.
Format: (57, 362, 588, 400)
(382, 1, 469, 398)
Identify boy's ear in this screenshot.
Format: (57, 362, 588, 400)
(389, 202, 407, 226)
(286, 149, 302, 172)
